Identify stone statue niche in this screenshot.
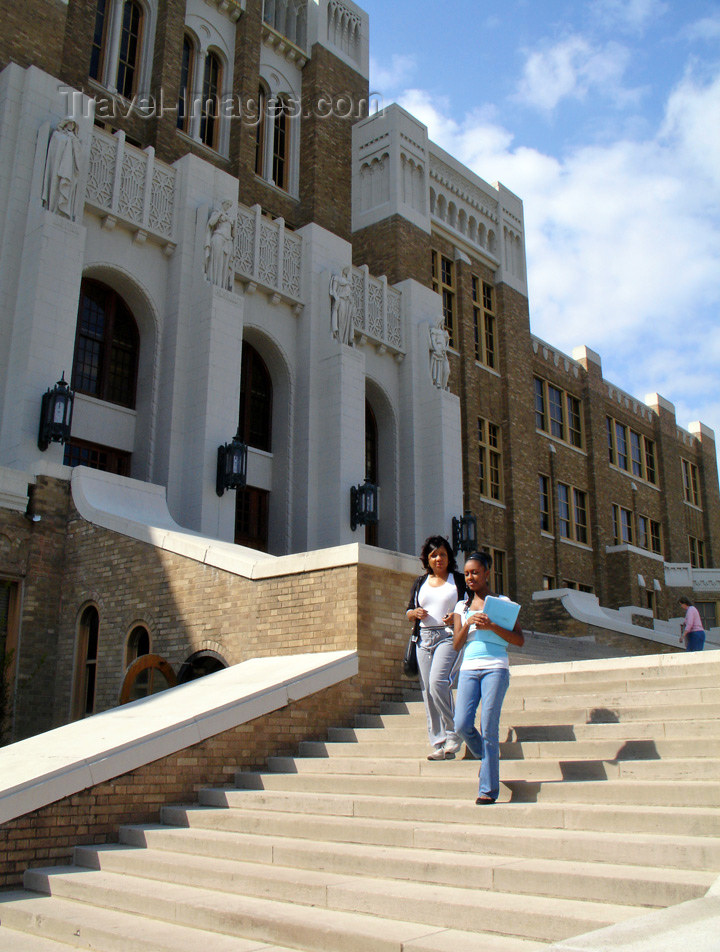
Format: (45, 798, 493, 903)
(41, 117, 83, 221)
(204, 200, 236, 291)
(329, 266, 354, 346)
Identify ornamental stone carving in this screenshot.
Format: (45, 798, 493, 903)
(41, 117, 83, 221)
(429, 318, 450, 390)
(204, 200, 236, 290)
(330, 266, 354, 346)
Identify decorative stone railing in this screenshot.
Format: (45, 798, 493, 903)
(85, 128, 176, 249)
(350, 264, 404, 355)
(233, 204, 303, 303)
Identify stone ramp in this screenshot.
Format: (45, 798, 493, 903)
(1, 652, 719, 950)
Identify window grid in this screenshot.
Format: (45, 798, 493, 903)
(612, 504, 634, 546)
(200, 51, 222, 149)
(607, 416, 657, 485)
(681, 458, 701, 507)
(534, 377, 583, 448)
(471, 276, 496, 369)
(689, 536, 706, 568)
(478, 417, 502, 501)
(89, 0, 108, 82)
(116, 0, 143, 99)
(177, 34, 194, 131)
(432, 252, 456, 348)
(556, 483, 588, 543)
(539, 474, 551, 532)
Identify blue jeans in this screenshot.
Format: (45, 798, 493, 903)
(687, 630, 705, 652)
(454, 666, 510, 800)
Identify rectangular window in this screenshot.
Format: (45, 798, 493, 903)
(542, 575, 555, 590)
(539, 474, 551, 532)
(573, 488, 588, 544)
(650, 520, 661, 555)
(557, 483, 570, 538)
(682, 459, 701, 507)
(471, 277, 496, 368)
(491, 549, 506, 595)
(434, 254, 455, 348)
(607, 416, 657, 484)
(548, 384, 564, 439)
(478, 417, 503, 501)
(697, 602, 717, 630)
(534, 377, 546, 431)
(637, 514, 648, 550)
(689, 536, 706, 568)
(612, 504, 634, 545)
(534, 378, 582, 447)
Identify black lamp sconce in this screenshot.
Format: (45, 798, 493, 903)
(216, 431, 248, 496)
(452, 510, 477, 556)
(38, 373, 74, 451)
(350, 479, 379, 531)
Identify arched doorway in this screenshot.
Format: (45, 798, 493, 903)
(235, 341, 272, 551)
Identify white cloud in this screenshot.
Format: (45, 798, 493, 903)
(369, 54, 417, 96)
(590, 0, 669, 32)
(515, 36, 638, 112)
(398, 67, 720, 438)
(683, 15, 720, 42)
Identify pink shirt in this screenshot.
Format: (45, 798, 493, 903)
(683, 605, 703, 633)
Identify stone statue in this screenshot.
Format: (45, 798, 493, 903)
(329, 266, 354, 346)
(204, 200, 236, 290)
(41, 117, 83, 220)
(429, 318, 450, 390)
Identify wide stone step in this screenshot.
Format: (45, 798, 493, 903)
(330, 716, 720, 745)
(160, 804, 720, 871)
(107, 830, 713, 908)
(233, 766, 720, 807)
(354, 701, 720, 731)
(507, 658, 720, 687)
(266, 753, 720, 781)
(22, 864, 646, 945)
(195, 787, 720, 837)
(0, 890, 309, 952)
(301, 736, 720, 760)
(499, 671, 720, 698)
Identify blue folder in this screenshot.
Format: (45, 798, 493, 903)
(481, 595, 521, 631)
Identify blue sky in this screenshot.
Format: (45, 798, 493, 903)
(361, 0, 720, 448)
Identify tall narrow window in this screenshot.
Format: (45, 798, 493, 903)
(73, 606, 99, 719)
(681, 459, 701, 507)
(271, 98, 290, 189)
(478, 418, 503, 501)
(177, 34, 195, 131)
(254, 84, 267, 175)
(573, 488, 588, 544)
(557, 483, 570, 538)
(548, 385, 564, 439)
(615, 421, 628, 470)
(89, 0, 109, 81)
(365, 401, 378, 547)
(200, 51, 222, 149)
(239, 342, 272, 452)
(539, 474, 551, 532)
(116, 0, 143, 99)
(471, 277, 496, 368)
(431, 252, 456, 348)
(72, 279, 139, 408)
(235, 486, 270, 551)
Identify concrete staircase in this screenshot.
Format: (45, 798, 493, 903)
(1, 652, 719, 951)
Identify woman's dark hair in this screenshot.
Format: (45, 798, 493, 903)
(679, 597, 693, 607)
(463, 550, 493, 609)
(419, 535, 457, 573)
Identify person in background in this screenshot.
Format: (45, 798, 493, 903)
(453, 550, 524, 804)
(679, 597, 705, 652)
(406, 535, 466, 760)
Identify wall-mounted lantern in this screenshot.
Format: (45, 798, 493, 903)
(350, 480, 379, 531)
(452, 511, 477, 556)
(216, 431, 247, 496)
(38, 373, 74, 451)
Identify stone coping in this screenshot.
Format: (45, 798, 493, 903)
(70, 466, 419, 579)
(509, 644, 720, 678)
(533, 589, 720, 649)
(0, 650, 357, 827)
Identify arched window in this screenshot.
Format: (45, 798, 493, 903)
(89, 0, 145, 98)
(73, 606, 99, 719)
(177, 650, 227, 684)
(177, 33, 195, 132)
(71, 279, 140, 409)
(254, 83, 267, 176)
(365, 401, 378, 546)
(125, 624, 150, 669)
(239, 342, 272, 452)
(200, 50, 222, 149)
(119, 654, 176, 704)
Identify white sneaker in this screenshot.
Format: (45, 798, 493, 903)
(443, 738, 462, 755)
(427, 746, 446, 761)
